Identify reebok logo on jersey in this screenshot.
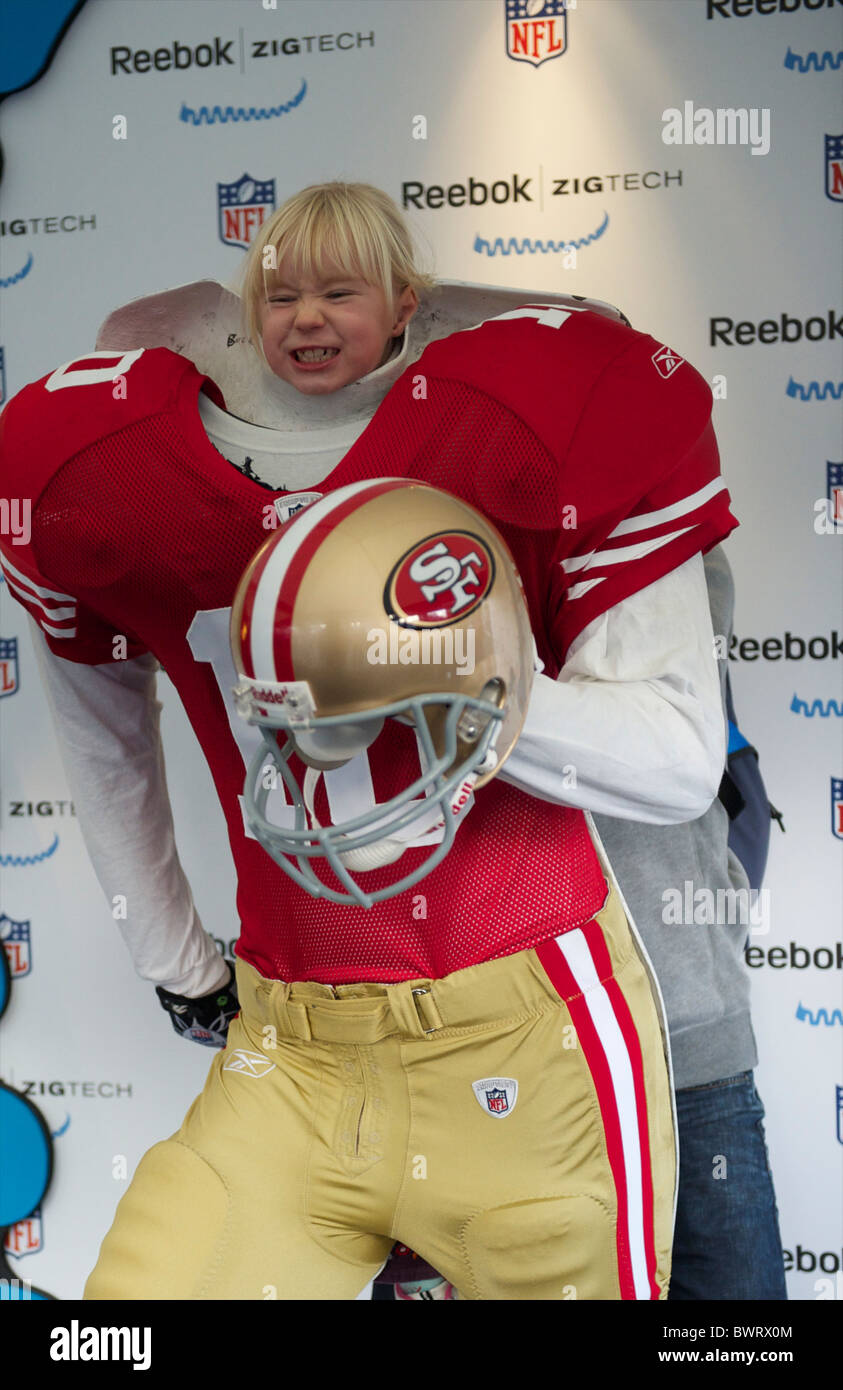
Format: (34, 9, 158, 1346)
(652, 345, 684, 379)
(472, 1077, 518, 1117)
(222, 1049, 276, 1078)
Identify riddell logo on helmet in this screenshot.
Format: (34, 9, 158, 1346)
(366, 626, 476, 676)
(451, 779, 475, 813)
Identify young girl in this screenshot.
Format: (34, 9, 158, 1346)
(243, 181, 427, 395)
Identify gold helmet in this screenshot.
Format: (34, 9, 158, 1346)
(231, 479, 534, 907)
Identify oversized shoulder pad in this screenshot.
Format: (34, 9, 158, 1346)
(96, 279, 630, 430)
(0, 348, 202, 503)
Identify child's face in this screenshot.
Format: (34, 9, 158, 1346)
(260, 256, 417, 394)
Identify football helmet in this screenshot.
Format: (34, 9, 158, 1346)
(230, 479, 534, 907)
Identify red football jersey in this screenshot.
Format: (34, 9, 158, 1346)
(0, 308, 736, 984)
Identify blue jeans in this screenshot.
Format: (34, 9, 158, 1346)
(669, 1070, 787, 1300)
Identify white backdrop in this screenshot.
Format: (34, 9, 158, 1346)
(0, 0, 841, 1300)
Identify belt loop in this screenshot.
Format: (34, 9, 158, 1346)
(411, 986, 444, 1035)
(261, 978, 290, 1033)
(286, 999, 312, 1042)
(263, 978, 291, 1011)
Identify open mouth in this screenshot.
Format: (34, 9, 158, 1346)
(292, 347, 340, 363)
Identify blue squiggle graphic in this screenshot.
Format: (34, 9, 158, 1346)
(474, 212, 610, 257)
(797, 1002, 843, 1027)
(179, 79, 307, 125)
(784, 46, 843, 73)
(790, 694, 843, 718)
(0, 834, 59, 867)
(0, 254, 33, 288)
(786, 377, 843, 402)
(50, 1114, 70, 1139)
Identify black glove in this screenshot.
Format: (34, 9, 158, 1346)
(155, 962, 240, 1047)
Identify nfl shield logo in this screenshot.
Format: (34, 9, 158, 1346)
(827, 462, 843, 530)
(825, 135, 843, 203)
(505, 0, 568, 68)
(218, 173, 276, 250)
(274, 492, 324, 525)
(0, 637, 19, 697)
(0, 915, 31, 976)
(4, 1207, 43, 1258)
(836, 1086, 843, 1145)
(832, 778, 843, 840)
(472, 1076, 518, 1118)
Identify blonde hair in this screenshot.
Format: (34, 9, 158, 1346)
(240, 182, 435, 352)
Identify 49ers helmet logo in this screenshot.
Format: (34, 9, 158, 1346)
(385, 531, 495, 627)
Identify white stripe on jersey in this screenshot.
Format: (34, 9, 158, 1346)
(607, 478, 728, 538)
(2, 572, 77, 635)
(0, 552, 77, 603)
(39, 618, 77, 639)
(565, 577, 605, 602)
(561, 525, 694, 575)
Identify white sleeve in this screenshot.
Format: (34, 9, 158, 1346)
(499, 553, 725, 823)
(28, 619, 231, 996)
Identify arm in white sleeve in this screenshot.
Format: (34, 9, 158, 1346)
(499, 553, 725, 823)
(28, 619, 230, 995)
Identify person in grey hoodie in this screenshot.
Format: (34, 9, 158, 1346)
(595, 544, 787, 1300)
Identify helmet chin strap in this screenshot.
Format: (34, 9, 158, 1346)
(301, 766, 482, 873)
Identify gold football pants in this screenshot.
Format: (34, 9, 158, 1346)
(85, 885, 675, 1300)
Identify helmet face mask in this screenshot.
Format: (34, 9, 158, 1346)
(240, 690, 505, 907)
(231, 479, 533, 908)
(288, 714, 385, 772)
